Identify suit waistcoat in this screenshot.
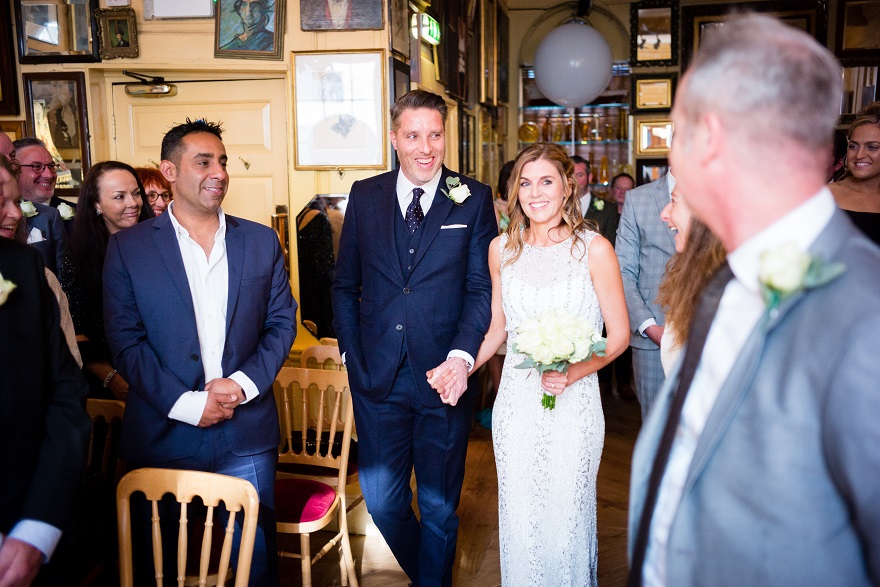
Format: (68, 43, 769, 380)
(394, 205, 425, 279)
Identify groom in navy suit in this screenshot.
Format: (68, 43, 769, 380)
(332, 90, 495, 586)
(104, 119, 296, 585)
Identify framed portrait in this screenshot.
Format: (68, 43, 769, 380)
(293, 50, 387, 170)
(497, 6, 510, 104)
(1, 121, 26, 142)
(682, 2, 827, 68)
(632, 73, 676, 113)
(636, 119, 674, 156)
(389, 57, 411, 169)
(22, 72, 91, 198)
(836, 0, 880, 65)
(480, 0, 497, 105)
(96, 7, 138, 60)
(444, 0, 468, 101)
(636, 158, 669, 186)
(301, 0, 383, 31)
(14, 0, 100, 64)
(389, 0, 410, 58)
(459, 110, 476, 176)
(215, 0, 284, 60)
(630, 0, 678, 67)
(0, 6, 19, 115)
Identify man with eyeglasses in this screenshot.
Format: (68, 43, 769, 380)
(10, 138, 68, 276)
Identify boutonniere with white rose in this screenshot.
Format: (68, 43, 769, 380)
(57, 202, 75, 220)
(442, 176, 471, 205)
(592, 198, 605, 211)
(20, 201, 38, 218)
(758, 242, 846, 312)
(0, 271, 16, 306)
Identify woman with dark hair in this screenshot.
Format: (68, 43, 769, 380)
(829, 101, 880, 245)
(135, 166, 173, 216)
(61, 160, 153, 399)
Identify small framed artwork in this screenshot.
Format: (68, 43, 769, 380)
(96, 7, 138, 60)
(301, 0, 383, 31)
(632, 74, 676, 113)
(14, 0, 100, 64)
(389, 0, 410, 58)
(0, 6, 19, 115)
(682, 2, 827, 68)
(636, 119, 674, 156)
(444, 0, 468, 101)
(636, 158, 669, 186)
(389, 57, 411, 169)
(480, 0, 497, 105)
(1, 121, 26, 142)
(22, 72, 91, 198)
(293, 50, 387, 170)
(835, 0, 880, 66)
(630, 0, 678, 67)
(215, 0, 284, 60)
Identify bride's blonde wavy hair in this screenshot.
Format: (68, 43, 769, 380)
(503, 142, 589, 266)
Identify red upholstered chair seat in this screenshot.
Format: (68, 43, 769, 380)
(275, 478, 338, 524)
(275, 458, 358, 479)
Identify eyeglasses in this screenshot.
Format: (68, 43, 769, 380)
(20, 162, 59, 174)
(146, 191, 172, 203)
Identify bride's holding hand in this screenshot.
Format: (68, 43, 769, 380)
(431, 142, 628, 586)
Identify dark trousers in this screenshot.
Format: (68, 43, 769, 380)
(351, 358, 474, 587)
(130, 425, 278, 586)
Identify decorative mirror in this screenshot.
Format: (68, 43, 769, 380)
(14, 0, 100, 64)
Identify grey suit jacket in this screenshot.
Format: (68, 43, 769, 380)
(628, 210, 880, 586)
(614, 175, 676, 349)
(25, 202, 67, 276)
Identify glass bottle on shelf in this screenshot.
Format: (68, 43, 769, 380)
(618, 109, 629, 141)
(598, 156, 610, 185)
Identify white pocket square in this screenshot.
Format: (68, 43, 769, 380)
(27, 227, 45, 244)
(440, 224, 467, 229)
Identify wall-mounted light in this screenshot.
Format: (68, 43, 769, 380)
(411, 12, 441, 45)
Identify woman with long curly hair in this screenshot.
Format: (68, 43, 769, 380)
(657, 188, 727, 374)
(434, 142, 628, 585)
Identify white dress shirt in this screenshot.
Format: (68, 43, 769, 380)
(643, 188, 836, 586)
(165, 203, 258, 426)
(638, 172, 675, 336)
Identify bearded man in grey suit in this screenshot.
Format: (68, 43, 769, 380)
(628, 14, 880, 587)
(615, 171, 676, 419)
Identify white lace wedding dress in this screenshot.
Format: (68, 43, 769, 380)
(493, 231, 605, 587)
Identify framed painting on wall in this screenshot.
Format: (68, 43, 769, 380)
(681, 1, 827, 68)
(0, 6, 19, 115)
(630, 0, 678, 67)
(632, 73, 676, 113)
(14, 0, 100, 64)
(636, 158, 669, 186)
(480, 0, 496, 105)
(22, 72, 91, 198)
(836, 0, 880, 65)
(96, 7, 138, 60)
(636, 119, 674, 156)
(1, 121, 26, 142)
(389, 57, 411, 169)
(444, 0, 468, 101)
(389, 0, 410, 58)
(301, 0, 383, 31)
(293, 50, 387, 170)
(215, 0, 284, 60)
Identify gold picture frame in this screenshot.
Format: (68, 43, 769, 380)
(636, 119, 674, 156)
(96, 7, 138, 60)
(632, 74, 676, 112)
(0, 121, 26, 141)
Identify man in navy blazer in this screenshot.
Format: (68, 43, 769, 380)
(332, 90, 495, 586)
(104, 119, 296, 585)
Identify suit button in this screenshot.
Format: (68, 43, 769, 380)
(395, 324, 403, 331)
(409, 248, 415, 254)
(403, 287, 410, 294)
(191, 354, 199, 361)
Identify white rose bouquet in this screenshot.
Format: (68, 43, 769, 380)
(512, 308, 606, 410)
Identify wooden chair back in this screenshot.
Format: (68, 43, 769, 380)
(116, 468, 259, 587)
(86, 398, 126, 485)
(300, 344, 345, 371)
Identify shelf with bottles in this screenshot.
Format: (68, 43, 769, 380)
(518, 105, 630, 145)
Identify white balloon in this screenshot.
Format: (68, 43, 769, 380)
(533, 21, 613, 108)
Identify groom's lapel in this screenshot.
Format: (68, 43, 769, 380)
(410, 166, 454, 272)
(683, 210, 852, 492)
(376, 170, 405, 283)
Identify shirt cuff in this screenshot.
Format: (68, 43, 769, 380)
(8, 520, 62, 562)
(228, 371, 259, 404)
(447, 350, 475, 372)
(637, 318, 657, 336)
(341, 352, 346, 366)
(168, 391, 210, 426)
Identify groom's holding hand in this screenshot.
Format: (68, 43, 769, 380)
(332, 90, 495, 587)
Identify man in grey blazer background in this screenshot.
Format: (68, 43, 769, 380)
(615, 171, 676, 419)
(628, 14, 880, 586)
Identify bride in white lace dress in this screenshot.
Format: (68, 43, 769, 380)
(467, 143, 628, 586)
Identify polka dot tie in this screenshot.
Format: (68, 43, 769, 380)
(405, 187, 425, 234)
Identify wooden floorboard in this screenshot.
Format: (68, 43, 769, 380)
(280, 393, 641, 586)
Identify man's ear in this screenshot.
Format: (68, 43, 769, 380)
(159, 160, 176, 184)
